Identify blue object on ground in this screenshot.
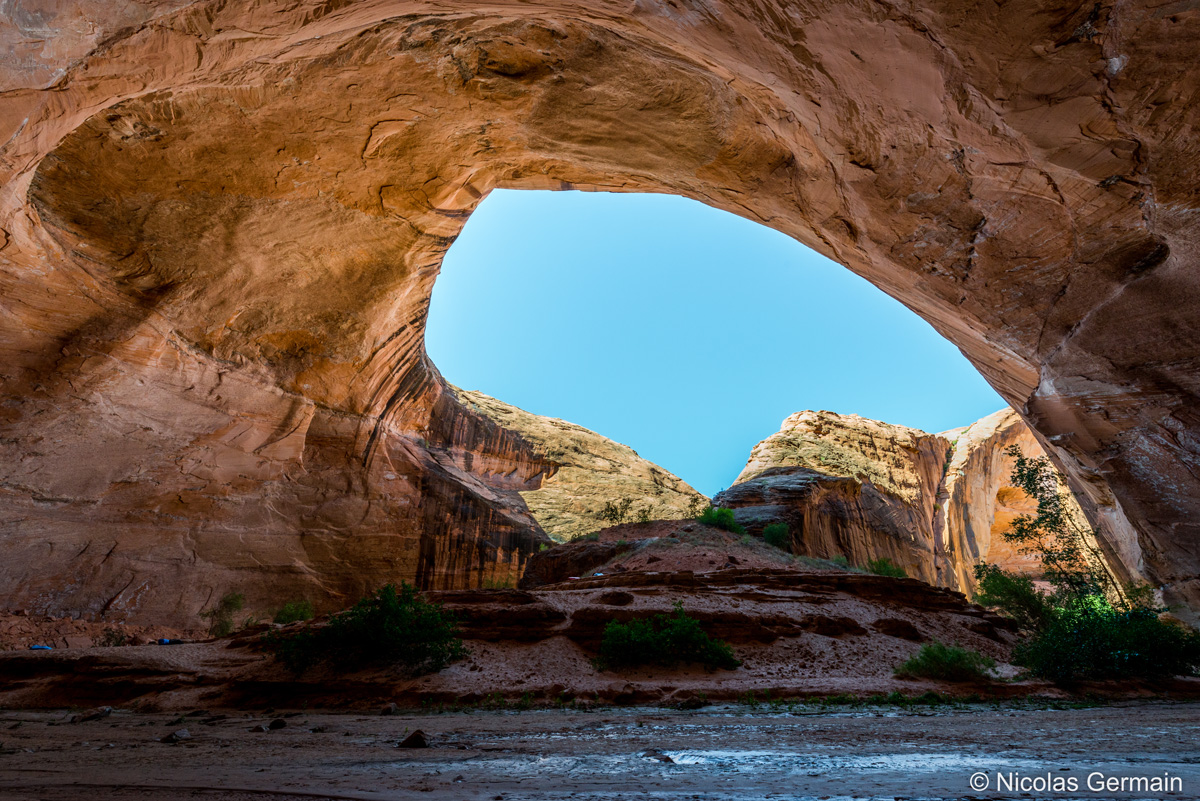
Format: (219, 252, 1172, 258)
(157, 638, 184, 645)
(29, 644, 52, 650)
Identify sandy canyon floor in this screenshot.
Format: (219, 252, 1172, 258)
(1, 702, 1198, 800)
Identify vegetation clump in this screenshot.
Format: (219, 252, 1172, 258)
(267, 583, 466, 676)
(762, 522, 790, 550)
(697, 506, 745, 535)
(598, 498, 634, 525)
(973, 564, 1054, 633)
(201, 592, 245, 637)
(894, 641, 996, 682)
(95, 628, 129, 647)
(1014, 599, 1200, 683)
(273, 600, 315, 625)
(974, 446, 1200, 683)
(866, 557, 907, 578)
(593, 602, 740, 672)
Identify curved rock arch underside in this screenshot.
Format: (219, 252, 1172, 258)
(1, 0, 1198, 626)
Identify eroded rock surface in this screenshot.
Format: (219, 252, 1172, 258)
(938, 408, 1123, 595)
(719, 408, 1121, 596)
(719, 411, 950, 584)
(0, 567, 1020, 712)
(2, 0, 1199, 624)
(453, 389, 706, 542)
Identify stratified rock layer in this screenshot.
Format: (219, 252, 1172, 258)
(453, 389, 706, 542)
(718, 412, 951, 584)
(719, 409, 1115, 596)
(2, 1, 1199, 623)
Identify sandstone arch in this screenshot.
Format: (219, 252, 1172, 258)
(1, 0, 1198, 625)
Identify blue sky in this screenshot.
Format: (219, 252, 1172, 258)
(426, 189, 1005, 497)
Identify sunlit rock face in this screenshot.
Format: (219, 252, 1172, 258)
(716, 412, 951, 584)
(718, 409, 1118, 596)
(453, 390, 706, 542)
(2, 0, 1199, 625)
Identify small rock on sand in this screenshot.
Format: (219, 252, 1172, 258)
(397, 730, 428, 748)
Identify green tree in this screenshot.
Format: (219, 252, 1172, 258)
(593, 602, 740, 672)
(201, 592, 245, 637)
(973, 447, 1200, 682)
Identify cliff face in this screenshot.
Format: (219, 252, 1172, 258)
(452, 389, 706, 542)
(718, 412, 951, 584)
(719, 408, 1108, 596)
(2, 0, 1199, 624)
(937, 408, 1116, 596)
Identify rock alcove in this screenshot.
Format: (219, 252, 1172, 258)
(2, 1, 1198, 626)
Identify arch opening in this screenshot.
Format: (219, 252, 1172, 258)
(1, 2, 1194, 623)
(427, 188, 1006, 497)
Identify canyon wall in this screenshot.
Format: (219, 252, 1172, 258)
(1, 0, 1199, 623)
(453, 389, 706, 542)
(718, 408, 1105, 596)
(716, 412, 951, 584)
(938, 408, 1121, 596)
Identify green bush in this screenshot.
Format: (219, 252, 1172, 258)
(894, 641, 996, 682)
(598, 498, 634, 525)
(868, 556, 902, 575)
(866, 557, 907, 578)
(697, 506, 745, 535)
(831, 555, 850, 568)
(594, 602, 740, 672)
(273, 600, 315, 625)
(973, 446, 1200, 682)
(1014, 600, 1200, 683)
(972, 563, 1054, 632)
(201, 592, 245, 637)
(267, 583, 466, 676)
(762, 523, 790, 550)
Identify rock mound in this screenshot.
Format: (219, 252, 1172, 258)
(453, 389, 706, 542)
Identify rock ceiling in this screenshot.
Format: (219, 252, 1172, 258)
(1, 1, 1197, 624)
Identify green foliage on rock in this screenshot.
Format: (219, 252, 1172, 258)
(267, 583, 466, 676)
(974, 446, 1200, 682)
(697, 506, 745, 535)
(762, 522, 790, 550)
(866, 557, 907, 578)
(201, 592, 245, 637)
(273, 600, 315, 625)
(894, 641, 996, 682)
(593, 602, 740, 672)
(598, 498, 634, 525)
(1015, 599, 1200, 682)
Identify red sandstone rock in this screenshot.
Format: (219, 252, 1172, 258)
(1, 1, 1198, 625)
(0, 566, 1026, 710)
(718, 408, 1129, 598)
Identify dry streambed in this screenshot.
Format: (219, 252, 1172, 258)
(1, 702, 1198, 800)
